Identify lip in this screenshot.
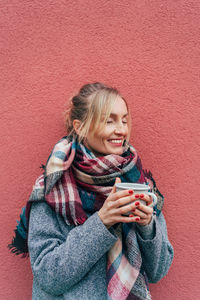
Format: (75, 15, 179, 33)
(107, 139, 124, 146)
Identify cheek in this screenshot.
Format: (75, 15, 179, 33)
(102, 126, 115, 136)
(125, 125, 130, 135)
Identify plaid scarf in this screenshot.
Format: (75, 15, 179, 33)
(9, 136, 164, 300)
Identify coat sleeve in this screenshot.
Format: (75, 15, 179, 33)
(28, 201, 117, 296)
(136, 212, 174, 283)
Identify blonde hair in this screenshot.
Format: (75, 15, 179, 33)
(65, 82, 130, 143)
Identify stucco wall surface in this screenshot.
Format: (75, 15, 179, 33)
(1, 1, 200, 299)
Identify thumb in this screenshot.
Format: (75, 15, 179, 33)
(111, 177, 121, 194)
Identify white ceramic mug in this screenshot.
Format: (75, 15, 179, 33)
(115, 183, 157, 215)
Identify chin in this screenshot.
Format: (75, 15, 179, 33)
(116, 150, 123, 155)
(100, 145, 124, 156)
(109, 148, 123, 155)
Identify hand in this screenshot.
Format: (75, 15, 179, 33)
(131, 194, 154, 226)
(98, 178, 148, 228)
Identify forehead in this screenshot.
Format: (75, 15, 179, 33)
(108, 96, 128, 116)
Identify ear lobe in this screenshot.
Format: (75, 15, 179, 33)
(73, 119, 82, 135)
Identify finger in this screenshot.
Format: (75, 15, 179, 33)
(115, 200, 138, 215)
(133, 203, 153, 215)
(109, 189, 134, 202)
(135, 194, 153, 206)
(137, 215, 152, 225)
(115, 215, 141, 224)
(111, 177, 121, 194)
(147, 195, 153, 206)
(132, 208, 150, 219)
(112, 191, 147, 209)
(113, 196, 147, 213)
(114, 196, 150, 215)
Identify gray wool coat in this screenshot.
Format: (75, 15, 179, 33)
(28, 201, 174, 300)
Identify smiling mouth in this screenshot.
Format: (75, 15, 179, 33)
(108, 139, 124, 146)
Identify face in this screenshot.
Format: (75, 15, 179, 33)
(85, 96, 129, 156)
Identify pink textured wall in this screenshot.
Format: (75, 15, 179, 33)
(1, 1, 200, 299)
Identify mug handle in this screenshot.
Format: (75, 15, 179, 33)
(148, 192, 157, 207)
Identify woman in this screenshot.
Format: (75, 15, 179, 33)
(11, 82, 173, 299)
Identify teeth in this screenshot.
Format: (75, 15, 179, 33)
(110, 140, 123, 144)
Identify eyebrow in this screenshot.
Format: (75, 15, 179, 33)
(109, 113, 128, 118)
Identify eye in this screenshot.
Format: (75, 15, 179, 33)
(106, 119, 113, 124)
(122, 118, 128, 124)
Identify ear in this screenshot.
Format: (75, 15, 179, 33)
(73, 119, 82, 135)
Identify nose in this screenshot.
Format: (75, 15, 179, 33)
(114, 122, 127, 135)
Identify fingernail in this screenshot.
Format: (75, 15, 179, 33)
(128, 190, 134, 194)
(135, 202, 140, 206)
(129, 214, 134, 217)
(135, 194, 140, 198)
(132, 209, 136, 212)
(140, 194, 144, 198)
(136, 217, 140, 221)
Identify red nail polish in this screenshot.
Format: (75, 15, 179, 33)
(140, 194, 144, 198)
(129, 214, 134, 217)
(128, 190, 134, 194)
(135, 194, 140, 198)
(136, 217, 140, 221)
(135, 202, 140, 206)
